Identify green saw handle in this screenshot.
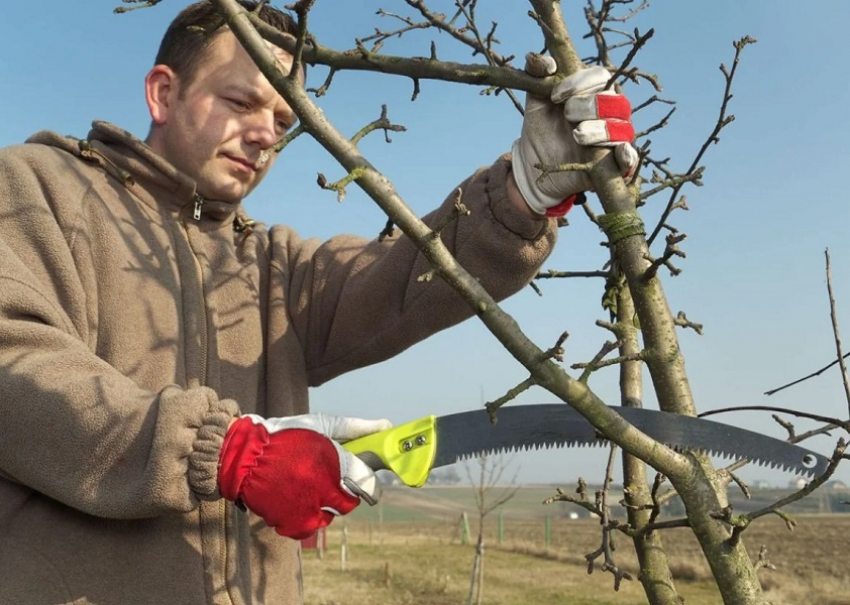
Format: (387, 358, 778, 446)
(342, 416, 437, 487)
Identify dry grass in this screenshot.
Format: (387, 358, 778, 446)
(303, 513, 850, 604)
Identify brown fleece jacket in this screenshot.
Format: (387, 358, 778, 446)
(0, 121, 556, 605)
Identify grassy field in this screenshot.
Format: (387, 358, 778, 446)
(302, 486, 850, 605)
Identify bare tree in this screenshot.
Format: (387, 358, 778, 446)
(115, 2, 849, 603)
(463, 455, 519, 605)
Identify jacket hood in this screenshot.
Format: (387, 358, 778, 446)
(26, 121, 239, 222)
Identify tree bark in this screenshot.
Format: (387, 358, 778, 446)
(618, 287, 681, 605)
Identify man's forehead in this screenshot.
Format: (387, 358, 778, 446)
(206, 30, 295, 76)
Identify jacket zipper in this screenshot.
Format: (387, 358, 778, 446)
(187, 197, 208, 383)
(180, 219, 209, 386)
(180, 216, 230, 602)
(192, 194, 205, 221)
(192, 254, 208, 386)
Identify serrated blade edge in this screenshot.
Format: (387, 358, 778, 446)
(432, 405, 829, 478)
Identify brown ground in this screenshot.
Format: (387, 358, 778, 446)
(304, 513, 850, 604)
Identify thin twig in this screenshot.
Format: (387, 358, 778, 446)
(745, 439, 847, 525)
(377, 218, 395, 242)
(764, 351, 850, 396)
(542, 331, 570, 363)
(286, 0, 315, 83)
(535, 269, 610, 280)
(673, 311, 704, 335)
(543, 486, 603, 517)
(646, 36, 757, 247)
(698, 405, 849, 432)
(577, 340, 622, 383)
(643, 232, 686, 280)
(753, 546, 777, 573)
(113, 0, 163, 13)
(429, 188, 470, 235)
(584, 445, 633, 591)
(825, 249, 850, 416)
(350, 105, 407, 145)
(484, 377, 536, 421)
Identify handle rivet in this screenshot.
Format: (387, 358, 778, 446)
(415, 435, 427, 446)
(402, 440, 413, 451)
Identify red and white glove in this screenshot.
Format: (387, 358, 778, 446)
(512, 58, 639, 217)
(218, 413, 391, 540)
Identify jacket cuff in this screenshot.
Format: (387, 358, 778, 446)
(188, 392, 240, 501)
(487, 154, 554, 241)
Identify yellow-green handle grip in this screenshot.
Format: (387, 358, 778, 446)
(342, 416, 437, 487)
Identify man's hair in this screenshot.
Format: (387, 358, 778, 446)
(154, 1, 299, 90)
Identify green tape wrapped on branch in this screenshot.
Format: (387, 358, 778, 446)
(597, 211, 646, 244)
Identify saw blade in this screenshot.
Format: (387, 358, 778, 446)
(432, 405, 829, 478)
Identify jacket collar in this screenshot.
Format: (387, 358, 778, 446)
(84, 121, 240, 223)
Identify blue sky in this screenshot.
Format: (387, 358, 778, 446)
(2, 1, 849, 486)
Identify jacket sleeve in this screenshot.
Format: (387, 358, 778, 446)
(0, 145, 237, 519)
(270, 155, 558, 386)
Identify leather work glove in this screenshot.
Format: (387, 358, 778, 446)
(218, 413, 392, 540)
(512, 56, 639, 217)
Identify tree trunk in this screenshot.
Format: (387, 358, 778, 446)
(466, 535, 482, 605)
(476, 532, 485, 605)
(618, 288, 682, 605)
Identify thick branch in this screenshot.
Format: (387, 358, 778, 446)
(528, 0, 584, 75)
(247, 14, 556, 96)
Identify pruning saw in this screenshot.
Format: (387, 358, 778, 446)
(343, 404, 829, 487)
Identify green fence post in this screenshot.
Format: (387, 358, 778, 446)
(498, 511, 504, 545)
(461, 511, 470, 545)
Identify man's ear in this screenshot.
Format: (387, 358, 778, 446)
(145, 65, 178, 125)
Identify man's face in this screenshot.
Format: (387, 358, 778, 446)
(149, 32, 298, 203)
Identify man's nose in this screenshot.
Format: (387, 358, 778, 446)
(243, 111, 278, 149)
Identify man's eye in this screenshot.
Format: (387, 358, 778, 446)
(229, 98, 251, 111)
(275, 120, 291, 133)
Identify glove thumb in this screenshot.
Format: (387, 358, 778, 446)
(524, 52, 557, 78)
(326, 417, 393, 443)
(614, 142, 639, 180)
(339, 450, 383, 506)
(523, 53, 557, 112)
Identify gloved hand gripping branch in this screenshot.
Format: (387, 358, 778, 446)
(512, 59, 638, 217)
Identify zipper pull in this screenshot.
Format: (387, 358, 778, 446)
(192, 195, 204, 221)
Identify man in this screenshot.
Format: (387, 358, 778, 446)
(0, 1, 634, 604)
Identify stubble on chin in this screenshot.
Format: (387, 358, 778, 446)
(201, 158, 251, 202)
(196, 175, 246, 204)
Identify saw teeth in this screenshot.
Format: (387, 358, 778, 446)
(443, 435, 821, 479)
